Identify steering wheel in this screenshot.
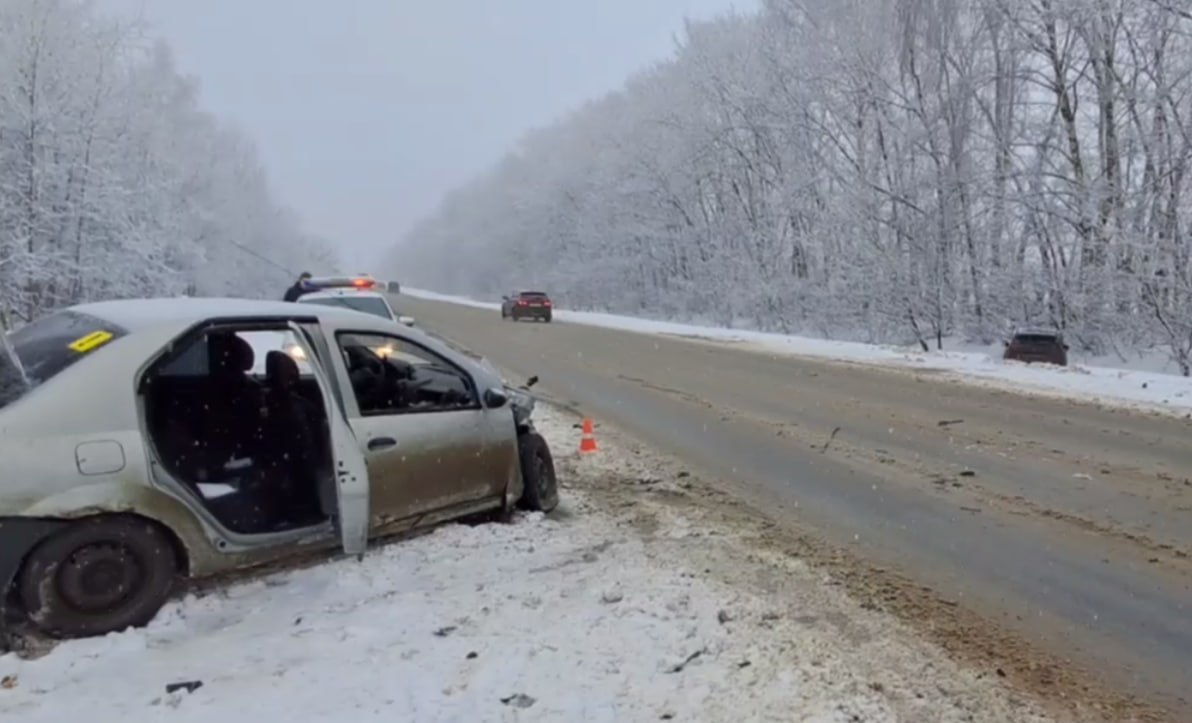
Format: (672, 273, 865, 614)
(392, 368, 433, 398)
(381, 357, 431, 389)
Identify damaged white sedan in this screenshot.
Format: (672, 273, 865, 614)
(0, 297, 557, 640)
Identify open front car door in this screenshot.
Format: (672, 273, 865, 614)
(287, 322, 371, 557)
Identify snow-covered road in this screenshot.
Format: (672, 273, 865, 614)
(0, 406, 1078, 722)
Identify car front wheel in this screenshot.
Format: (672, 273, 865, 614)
(18, 515, 179, 639)
(517, 432, 559, 513)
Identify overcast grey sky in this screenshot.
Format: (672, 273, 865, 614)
(99, 0, 754, 269)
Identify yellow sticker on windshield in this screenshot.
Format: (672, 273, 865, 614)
(68, 330, 113, 353)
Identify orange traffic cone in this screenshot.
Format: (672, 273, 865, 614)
(579, 418, 599, 454)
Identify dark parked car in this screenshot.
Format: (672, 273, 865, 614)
(1003, 328, 1069, 366)
(501, 291, 553, 322)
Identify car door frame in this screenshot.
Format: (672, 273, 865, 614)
(285, 321, 371, 556)
(136, 317, 371, 557)
(320, 325, 507, 529)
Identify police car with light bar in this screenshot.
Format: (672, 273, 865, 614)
(296, 276, 415, 326)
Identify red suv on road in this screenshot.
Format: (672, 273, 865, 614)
(501, 291, 553, 323)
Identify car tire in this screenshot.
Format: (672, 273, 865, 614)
(517, 432, 559, 513)
(18, 515, 179, 639)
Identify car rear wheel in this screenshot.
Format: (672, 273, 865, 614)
(517, 432, 559, 513)
(18, 515, 179, 639)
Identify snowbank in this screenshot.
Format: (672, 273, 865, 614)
(0, 405, 1067, 722)
(405, 288, 1192, 415)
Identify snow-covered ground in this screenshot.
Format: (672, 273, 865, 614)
(405, 288, 1192, 416)
(0, 405, 1084, 722)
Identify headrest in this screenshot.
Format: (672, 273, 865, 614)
(265, 350, 300, 387)
(209, 333, 254, 373)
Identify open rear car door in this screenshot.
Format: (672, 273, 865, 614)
(286, 322, 371, 557)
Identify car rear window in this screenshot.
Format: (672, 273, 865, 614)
(519, 291, 548, 299)
(0, 310, 128, 409)
(300, 295, 392, 319)
(1013, 334, 1060, 345)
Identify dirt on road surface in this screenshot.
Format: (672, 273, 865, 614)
(548, 404, 1131, 722)
(395, 295, 1192, 721)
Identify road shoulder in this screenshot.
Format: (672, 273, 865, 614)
(538, 402, 1170, 723)
(535, 404, 1143, 723)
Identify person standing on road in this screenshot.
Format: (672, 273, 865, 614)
(283, 272, 314, 302)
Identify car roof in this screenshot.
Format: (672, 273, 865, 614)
(299, 288, 387, 301)
(71, 297, 378, 332)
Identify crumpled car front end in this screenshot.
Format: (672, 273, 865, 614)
(506, 386, 537, 432)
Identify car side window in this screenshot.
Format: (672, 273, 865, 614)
(336, 332, 478, 416)
(155, 330, 313, 378)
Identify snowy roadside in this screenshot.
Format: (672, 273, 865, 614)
(0, 405, 1098, 722)
(404, 288, 1192, 417)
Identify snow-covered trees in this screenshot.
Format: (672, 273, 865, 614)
(0, 0, 336, 321)
(393, 0, 1192, 372)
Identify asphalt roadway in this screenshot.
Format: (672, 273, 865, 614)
(395, 294, 1192, 716)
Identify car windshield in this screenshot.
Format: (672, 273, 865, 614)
(0, 310, 128, 410)
(300, 295, 392, 319)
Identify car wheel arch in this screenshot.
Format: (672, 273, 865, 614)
(19, 510, 192, 579)
(13, 513, 186, 638)
(20, 485, 208, 577)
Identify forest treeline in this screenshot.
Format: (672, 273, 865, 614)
(395, 0, 1192, 373)
(0, 0, 335, 323)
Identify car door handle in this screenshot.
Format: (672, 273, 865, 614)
(367, 436, 397, 451)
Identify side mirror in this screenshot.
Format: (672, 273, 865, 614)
(398, 315, 415, 327)
(1062, 343, 1070, 350)
(1003, 340, 1010, 347)
(483, 387, 508, 408)
(524, 375, 539, 389)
